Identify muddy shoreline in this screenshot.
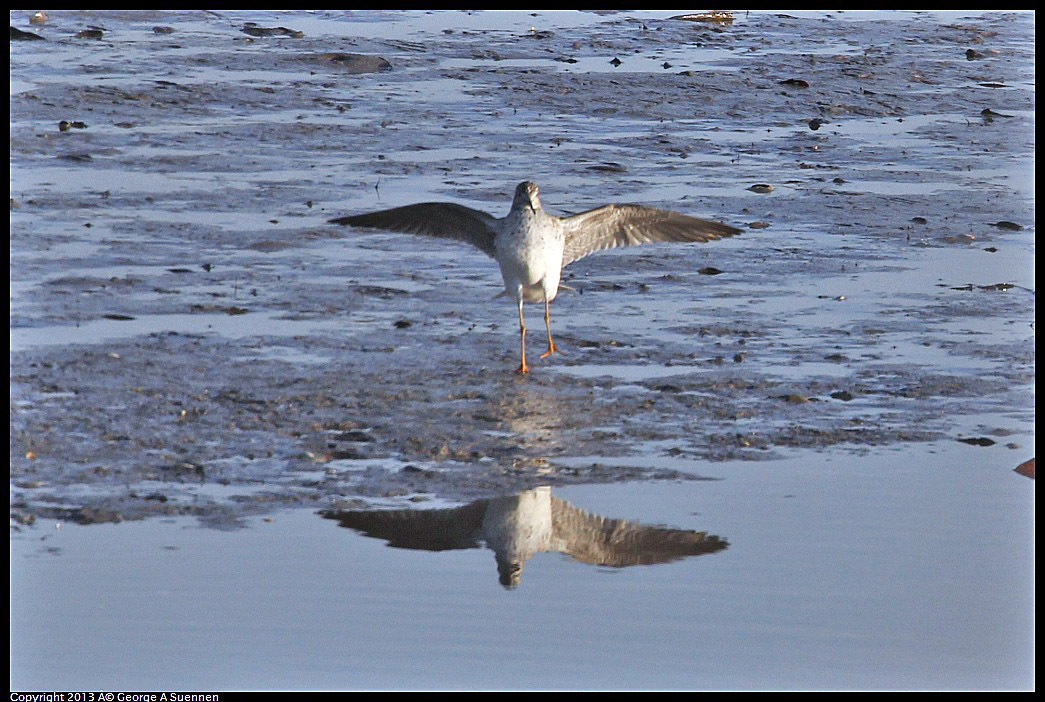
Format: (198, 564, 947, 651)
(10, 11, 1034, 527)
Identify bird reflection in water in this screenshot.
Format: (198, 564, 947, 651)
(320, 487, 728, 589)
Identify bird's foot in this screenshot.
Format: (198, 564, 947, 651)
(516, 361, 530, 375)
(539, 343, 565, 360)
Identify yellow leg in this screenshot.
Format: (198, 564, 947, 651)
(516, 298, 529, 374)
(539, 298, 563, 359)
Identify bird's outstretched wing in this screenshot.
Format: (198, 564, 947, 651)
(560, 204, 741, 267)
(551, 497, 729, 566)
(330, 202, 500, 258)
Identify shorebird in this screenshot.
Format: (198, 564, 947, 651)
(330, 181, 740, 374)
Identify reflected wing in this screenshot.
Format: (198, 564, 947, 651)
(551, 497, 729, 566)
(330, 202, 500, 258)
(560, 204, 741, 267)
(320, 501, 488, 551)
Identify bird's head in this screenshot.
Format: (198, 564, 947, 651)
(514, 181, 541, 213)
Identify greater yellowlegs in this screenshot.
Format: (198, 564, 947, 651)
(330, 182, 740, 373)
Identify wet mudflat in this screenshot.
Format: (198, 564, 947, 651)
(9, 10, 1035, 690)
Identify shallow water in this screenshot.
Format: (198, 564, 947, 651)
(9, 9, 1035, 691)
(10, 443, 1034, 690)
